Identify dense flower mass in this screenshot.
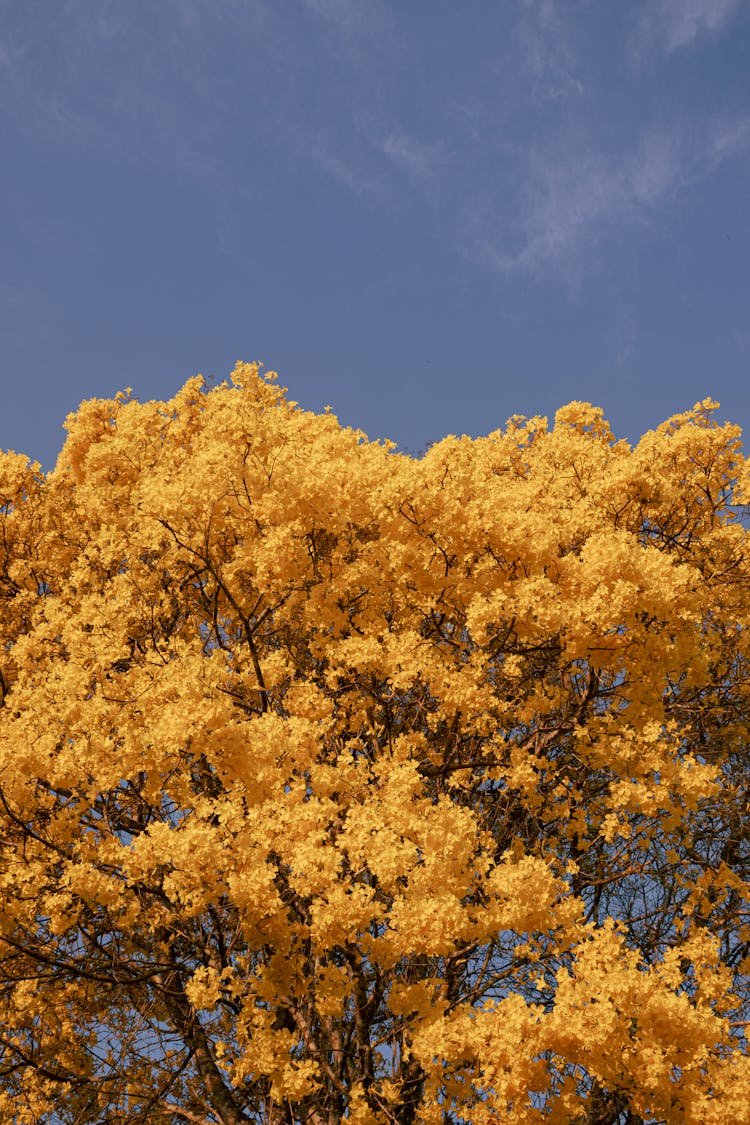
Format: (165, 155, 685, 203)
(1, 364, 749, 1124)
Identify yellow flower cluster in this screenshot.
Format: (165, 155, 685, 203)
(0, 364, 748, 1123)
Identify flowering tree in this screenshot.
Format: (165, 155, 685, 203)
(0, 364, 748, 1125)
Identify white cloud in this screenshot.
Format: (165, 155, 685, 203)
(515, 0, 587, 102)
(377, 132, 449, 184)
(704, 117, 750, 167)
(462, 113, 750, 277)
(465, 153, 623, 276)
(303, 0, 386, 32)
(634, 0, 743, 56)
(3, 0, 745, 291)
(0, 0, 281, 187)
(301, 0, 394, 55)
(628, 129, 684, 204)
(302, 132, 388, 201)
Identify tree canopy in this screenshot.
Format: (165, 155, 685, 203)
(1, 364, 749, 1125)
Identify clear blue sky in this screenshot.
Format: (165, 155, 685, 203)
(2, 0, 749, 468)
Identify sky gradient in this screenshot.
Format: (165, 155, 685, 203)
(1, 0, 749, 468)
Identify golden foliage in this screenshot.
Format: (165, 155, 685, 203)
(0, 365, 749, 1124)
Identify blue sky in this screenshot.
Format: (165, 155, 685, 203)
(1, 0, 749, 468)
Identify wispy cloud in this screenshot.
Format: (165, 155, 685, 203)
(515, 0, 587, 102)
(302, 132, 389, 201)
(2, 0, 746, 292)
(461, 114, 750, 278)
(461, 152, 623, 277)
(302, 0, 392, 41)
(634, 0, 743, 56)
(376, 132, 449, 185)
(704, 116, 750, 168)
